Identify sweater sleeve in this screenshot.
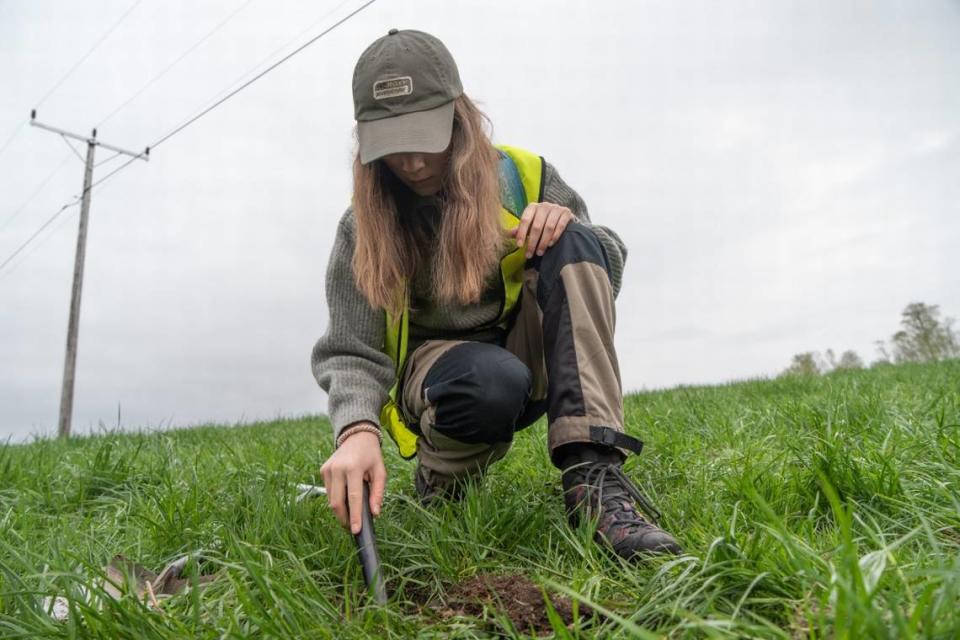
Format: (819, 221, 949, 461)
(541, 160, 628, 299)
(311, 209, 396, 441)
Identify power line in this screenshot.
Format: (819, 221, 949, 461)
(151, 0, 379, 149)
(202, 0, 353, 108)
(0, 197, 78, 284)
(86, 154, 142, 194)
(34, 0, 146, 110)
(0, 153, 73, 231)
(60, 134, 86, 163)
(0, 152, 138, 282)
(94, 151, 124, 167)
(1, 0, 144, 163)
(0, 152, 141, 278)
(0, 0, 379, 278)
(0, 201, 79, 274)
(0, 120, 27, 159)
(97, 0, 258, 128)
(37, 0, 376, 195)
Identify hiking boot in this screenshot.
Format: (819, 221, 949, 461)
(561, 446, 682, 558)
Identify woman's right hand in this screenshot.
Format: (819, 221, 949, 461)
(320, 424, 387, 534)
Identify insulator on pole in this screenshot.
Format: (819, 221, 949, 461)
(31, 109, 37, 120)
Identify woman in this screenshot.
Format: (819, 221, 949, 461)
(312, 28, 680, 559)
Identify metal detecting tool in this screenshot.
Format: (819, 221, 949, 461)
(350, 481, 388, 604)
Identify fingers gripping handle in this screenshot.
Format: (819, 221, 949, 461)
(350, 481, 388, 604)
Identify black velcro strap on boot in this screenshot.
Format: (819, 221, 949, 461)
(589, 426, 643, 455)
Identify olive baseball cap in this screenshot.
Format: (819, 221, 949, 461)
(352, 29, 463, 164)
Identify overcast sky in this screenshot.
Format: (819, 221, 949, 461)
(1, 0, 957, 442)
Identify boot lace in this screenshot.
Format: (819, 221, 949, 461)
(571, 462, 663, 526)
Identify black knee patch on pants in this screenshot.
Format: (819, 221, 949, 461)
(532, 221, 611, 310)
(422, 342, 533, 445)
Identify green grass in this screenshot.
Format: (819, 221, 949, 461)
(1, 360, 959, 638)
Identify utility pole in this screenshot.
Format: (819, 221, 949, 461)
(29, 110, 149, 438)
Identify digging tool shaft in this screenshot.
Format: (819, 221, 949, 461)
(352, 482, 387, 604)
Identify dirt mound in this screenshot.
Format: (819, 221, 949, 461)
(412, 573, 593, 635)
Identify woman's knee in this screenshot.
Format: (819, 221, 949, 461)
(533, 222, 611, 306)
(422, 341, 532, 444)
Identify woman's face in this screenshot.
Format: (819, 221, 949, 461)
(381, 148, 450, 196)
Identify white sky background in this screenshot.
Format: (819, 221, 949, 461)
(1, 0, 957, 441)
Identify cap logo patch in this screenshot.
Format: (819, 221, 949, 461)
(373, 76, 413, 100)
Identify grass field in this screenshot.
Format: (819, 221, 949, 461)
(1, 360, 958, 638)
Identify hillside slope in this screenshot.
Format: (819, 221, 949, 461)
(1, 361, 958, 638)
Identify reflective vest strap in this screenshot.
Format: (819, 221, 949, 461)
(495, 145, 543, 326)
(382, 305, 416, 459)
(384, 305, 408, 398)
(498, 150, 527, 217)
(397, 305, 409, 378)
(499, 244, 526, 325)
(495, 144, 544, 208)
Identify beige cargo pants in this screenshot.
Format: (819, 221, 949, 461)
(396, 223, 627, 492)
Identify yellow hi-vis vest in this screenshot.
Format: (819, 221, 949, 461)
(379, 144, 544, 459)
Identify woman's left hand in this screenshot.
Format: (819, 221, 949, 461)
(510, 202, 576, 259)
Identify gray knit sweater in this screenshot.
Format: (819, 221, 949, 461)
(311, 159, 628, 441)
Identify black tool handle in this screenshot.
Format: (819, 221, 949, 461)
(352, 481, 388, 604)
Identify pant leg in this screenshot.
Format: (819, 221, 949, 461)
(504, 221, 626, 465)
(398, 339, 532, 489)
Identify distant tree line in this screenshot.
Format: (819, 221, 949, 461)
(782, 302, 959, 376)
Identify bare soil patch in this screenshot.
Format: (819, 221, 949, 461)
(410, 573, 593, 635)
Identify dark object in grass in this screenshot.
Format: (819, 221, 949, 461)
(412, 573, 592, 635)
(351, 481, 388, 604)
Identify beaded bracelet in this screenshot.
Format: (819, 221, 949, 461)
(336, 422, 383, 448)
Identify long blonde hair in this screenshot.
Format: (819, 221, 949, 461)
(351, 94, 503, 320)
